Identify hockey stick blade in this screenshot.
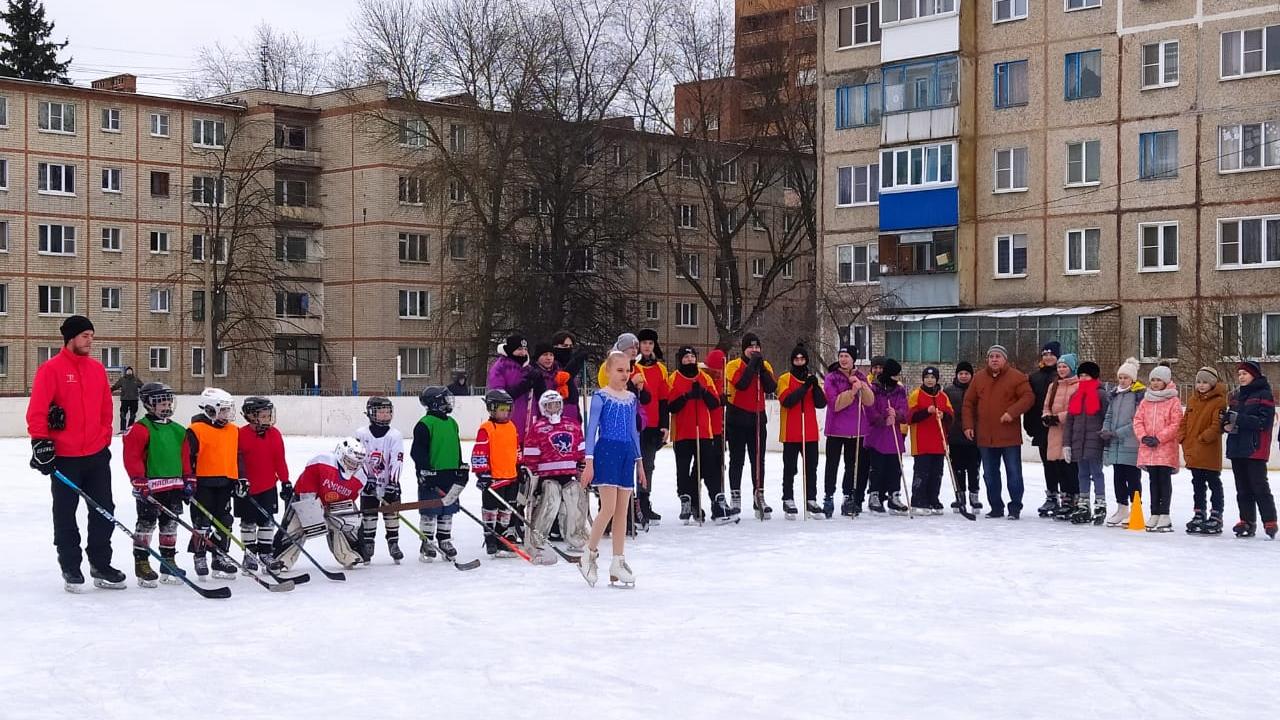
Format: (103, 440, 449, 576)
(153, 497, 295, 592)
(483, 486, 581, 565)
(452, 557, 481, 571)
(245, 494, 346, 582)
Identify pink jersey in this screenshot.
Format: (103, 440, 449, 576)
(294, 453, 365, 507)
(522, 417, 585, 478)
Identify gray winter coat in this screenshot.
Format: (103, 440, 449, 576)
(1063, 384, 1109, 463)
(1101, 384, 1145, 467)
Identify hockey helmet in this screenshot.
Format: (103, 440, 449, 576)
(484, 388, 514, 414)
(366, 396, 394, 425)
(198, 387, 235, 426)
(139, 382, 175, 420)
(538, 389, 564, 422)
(419, 386, 453, 415)
(241, 396, 275, 428)
(333, 437, 368, 475)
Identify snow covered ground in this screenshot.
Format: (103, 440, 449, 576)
(2, 435, 1277, 720)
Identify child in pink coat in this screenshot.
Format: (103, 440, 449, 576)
(1131, 363, 1183, 533)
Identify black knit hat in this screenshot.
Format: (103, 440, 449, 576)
(503, 334, 527, 358)
(60, 315, 95, 343)
(869, 355, 886, 368)
(882, 358, 902, 378)
(837, 344, 858, 361)
(741, 332, 761, 352)
(955, 361, 974, 375)
(676, 345, 698, 364)
(791, 343, 809, 363)
(1077, 361, 1101, 379)
(637, 328, 659, 344)
(1041, 341, 1061, 357)
(532, 341, 554, 360)
(922, 366, 940, 380)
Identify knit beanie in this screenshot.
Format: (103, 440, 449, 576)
(60, 315, 95, 343)
(1077, 361, 1101, 379)
(1057, 353, 1078, 376)
(837, 344, 857, 362)
(1117, 357, 1140, 380)
(955, 361, 974, 375)
(614, 332, 639, 353)
(882, 358, 902, 379)
(922, 366, 940, 380)
(1041, 341, 1061, 358)
(532, 341, 554, 360)
(741, 332, 761, 352)
(1195, 366, 1220, 385)
(503, 334, 527, 358)
(1149, 363, 1172, 384)
(1237, 360, 1262, 382)
(987, 345, 1009, 359)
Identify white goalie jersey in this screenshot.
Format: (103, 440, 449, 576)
(353, 426, 405, 493)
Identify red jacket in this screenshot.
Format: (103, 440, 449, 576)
(908, 386, 954, 456)
(634, 358, 669, 430)
(668, 369, 720, 441)
(295, 453, 365, 506)
(26, 347, 113, 458)
(238, 425, 291, 494)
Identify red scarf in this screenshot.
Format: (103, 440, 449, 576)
(1069, 378, 1101, 415)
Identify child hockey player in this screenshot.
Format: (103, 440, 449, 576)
(907, 367, 954, 515)
(411, 386, 467, 563)
(235, 396, 290, 573)
(943, 362, 982, 514)
(1100, 358, 1145, 526)
(865, 359, 909, 514)
(705, 348, 730, 517)
(1132, 363, 1183, 533)
(523, 390, 589, 562)
(667, 346, 730, 524)
(1062, 362, 1109, 524)
(823, 345, 873, 518)
(1043, 354, 1079, 520)
(184, 388, 239, 580)
(123, 382, 188, 587)
(724, 333, 777, 519)
(1222, 361, 1277, 539)
(777, 343, 827, 520)
(579, 351, 646, 588)
(1179, 367, 1228, 535)
(274, 438, 368, 571)
(472, 389, 523, 557)
(355, 396, 404, 563)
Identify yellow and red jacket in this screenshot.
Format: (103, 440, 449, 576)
(471, 419, 521, 480)
(725, 357, 777, 414)
(667, 369, 720, 441)
(777, 371, 827, 442)
(908, 386, 954, 456)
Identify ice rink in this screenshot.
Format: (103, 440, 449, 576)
(2, 435, 1277, 720)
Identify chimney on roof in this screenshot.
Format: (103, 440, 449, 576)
(433, 92, 477, 107)
(91, 74, 137, 93)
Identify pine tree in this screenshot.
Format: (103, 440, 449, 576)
(0, 0, 71, 83)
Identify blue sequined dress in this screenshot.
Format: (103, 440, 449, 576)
(585, 391, 642, 489)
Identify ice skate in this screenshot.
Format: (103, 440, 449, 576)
(419, 538, 438, 563)
(437, 538, 459, 561)
(730, 490, 742, 518)
(388, 540, 404, 564)
(1053, 495, 1076, 521)
(1266, 521, 1278, 540)
(159, 551, 185, 584)
(753, 491, 772, 520)
(840, 494, 856, 517)
(1146, 514, 1172, 533)
(712, 494, 737, 525)
(1105, 504, 1129, 527)
(1037, 493, 1058, 518)
(241, 552, 259, 574)
(62, 568, 85, 594)
(887, 492, 908, 515)
(1200, 511, 1223, 535)
(806, 500, 826, 520)
(193, 554, 209, 581)
(868, 491, 885, 514)
(1070, 496, 1092, 524)
(135, 557, 158, 588)
(90, 565, 127, 590)
(783, 499, 798, 520)
(211, 555, 237, 580)
(968, 492, 983, 511)
(1234, 520, 1256, 538)
(1185, 510, 1206, 535)
(824, 495, 836, 519)
(484, 534, 500, 558)
(579, 547, 599, 587)
(1091, 499, 1107, 525)
(679, 494, 693, 525)
(608, 555, 635, 588)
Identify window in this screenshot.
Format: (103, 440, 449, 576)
(399, 118, 427, 147)
(101, 167, 122, 193)
(796, 4, 817, 22)
(37, 162, 76, 195)
(611, 249, 627, 269)
(149, 346, 170, 372)
(993, 60, 1028, 108)
(1066, 140, 1101, 185)
(678, 204, 699, 229)
(275, 336, 321, 377)
(1221, 313, 1280, 360)
(395, 232, 428, 263)
(0, 221, 6, 252)
(0, 283, 6, 313)
(38, 101, 75, 133)
(644, 300, 659, 322)
(100, 347, 122, 369)
(1139, 130, 1178, 179)
(448, 179, 467, 204)
(398, 176, 424, 204)
(1139, 222, 1179, 271)
(449, 123, 467, 152)
(399, 290, 431, 319)
(1064, 50, 1102, 100)
(149, 231, 170, 254)
(883, 56, 959, 114)
(882, 0, 956, 25)
(0, 158, 7, 189)
(714, 160, 738, 184)
(38, 224, 76, 255)
(191, 235, 226, 264)
(835, 83, 881, 129)
(993, 0, 1027, 22)
(1142, 41, 1179, 88)
(150, 171, 170, 197)
(150, 112, 169, 137)
(101, 227, 121, 252)
(676, 155, 695, 178)
(837, 243, 880, 284)
(837, 2, 881, 48)
(1065, 0, 1100, 9)
(994, 147, 1028, 192)
(275, 291, 311, 318)
(1139, 316, 1178, 361)
(38, 285, 75, 315)
(646, 150, 660, 173)
(994, 233, 1028, 277)
(191, 347, 205, 377)
(646, 251, 660, 271)
(100, 287, 121, 311)
(678, 253, 701, 279)
(191, 175, 226, 206)
(275, 124, 307, 150)
(878, 229, 956, 275)
(276, 234, 309, 262)
(101, 108, 120, 132)
(0, 97, 7, 127)
(399, 347, 433, 377)
(752, 257, 767, 277)
(1065, 228, 1100, 274)
(676, 302, 699, 327)
(1220, 25, 1280, 80)
(275, 179, 308, 207)
(781, 260, 795, 279)
(1218, 216, 1280, 269)
(1219, 122, 1280, 172)
(37, 346, 57, 366)
(751, 211, 767, 231)
(448, 234, 467, 260)
(880, 141, 955, 191)
(0, 346, 5, 377)
(149, 288, 171, 314)
(192, 119, 226, 148)
(191, 290, 226, 322)
(837, 164, 880, 206)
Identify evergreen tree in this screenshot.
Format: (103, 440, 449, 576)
(0, 0, 71, 83)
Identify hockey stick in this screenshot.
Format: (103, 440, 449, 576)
(484, 486, 581, 564)
(156, 497, 295, 592)
(936, 413, 976, 522)
(51, 470, 230, 600)
(187, 498, 311, 585)
(800, 383, 809, 522)
(243, 493, 346, 582)
(753, 358, 768, 521)
(439, 488, 532, 562)
(365, 497, 445, 515)
(891, 411, 913, 519)
(396, 513, 481, 571)
(852, 388, 864, 519)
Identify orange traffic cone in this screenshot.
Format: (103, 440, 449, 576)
(1127, 490, 1146, 531)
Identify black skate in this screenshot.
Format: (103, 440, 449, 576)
(1069, 498, 1092, 524)
(868, 492, 885, 514)
(1200, 511, 1223, 535)
(1092, 501, 1107, 526)
(1233, 520, 1256, 538)
(806, 500, 826, 520)
(729, 489, 743, 517)
(420, 538, 438, 563)
(840, 494, 856, 517)
(1266, 521, 1278, 540)
(1053, 495, 1076, 522)
(360, 538, 376, 562)
(193, 555, 210, 580)
(484, 534, 500, 557)
(753, 491, 772, 520)
(1037, 493, 1058, 518)
(1185, 510, 1206, 534)
(646, 508, 662, 527)
(679, 494, 694, 525)
(825, 495, 836, 519)
(211, 555, 237, 580)
(90, 565, 127, 590)
(438, 538, 459, 561)
(886, 492, 908, 515)
(712, 494, 737, 525)
(135, 557, 159, 588)
(62, 567, 85, 594)
(241, 552, 259, 575)
(968, 492, 983, 511)
(388, 540, 404, 564)
(498, 528, 520, 557)
(782, 499, 798, 520)
(159, 551, 185, 584)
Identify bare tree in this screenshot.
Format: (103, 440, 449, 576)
(184, 22, 331, 98)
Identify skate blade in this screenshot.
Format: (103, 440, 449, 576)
(93, 579, 127, 590)
(419, 553, 436, 563)
(63, 583, 86, 594)
(785, 513, 797, 521)
(609, 577, 635, 588)
(137, 578, 158, 589)
(159, 574, 184, 585)
(212, 572, 237, 580)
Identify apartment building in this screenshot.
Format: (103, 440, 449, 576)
(0, 76, 794, 395)
(817, 0, 1280, 376)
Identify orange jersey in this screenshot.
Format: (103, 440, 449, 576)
(184, 418, 240, 478)
(667, 370, 720, 441)
(471, 419, 521, 479)
(777, 372, 825, 442)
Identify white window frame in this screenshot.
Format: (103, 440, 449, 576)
(645, 250, 660, 272)
(190, 347, 230, 378)
(1065, 140, 1101, 187)
(993, 147, 1028, 193)
(1220, 312, 1280, 362)
(101, 286, 121, 312)
(37, 162, 76, 195)
(837, 243, 880, 285)
(191, 234, 227, 264)
(0, 220, 7, 252)
(1219, 25, 1280, 81)
(992, 0, 1027, 24)
(752, 257, 767, 278)
(880, 0, 957, 27)
(101, 227, 122, 252)
(149, 287, 172, 314)
(1138, 316, 1177, 362)
(1217, 215, 1280, 270)
(101, 167, 122, 193)
(994, 233, 1028, 278)
(38, 285, 76, 316)
(1064, 0, 1100, 11)
(399, 289, 432, 319)
(676, 302, 699, 328)
(837, 2, 882, 49)
(1138, 221, 1179, 272)
(448, 179, 467, 204)
(149, 112, 169, 138)
(1141, 40, 1179, 89)
(101, 108, 121, 133)
(837, 164, 880, 206)
(644, 300, 660, 322)
(398, 176, 424, 205)
(149, 231, 171, 255)
(678, 204, 698, 229)
(0, 97, 8, 128)
(400, 118, 427, 148)
(1218, 121, 1280, 173)
(449, 123, 467, 153)
(0, 282, 6, 314)
(192, 118, 226, 148)
(38, 224, 77, 256)
(191, 175, 226, 207)
(0, 158, 7, 190)
(1064, 228, 1100, 275)
(99, 347, 122, 369)
(880, 141, 956, 192)
(149, 346, 171, 372)
(399, 347, 433, 377)
(796, 4, 817, 22)
(38, 101, 75, 134)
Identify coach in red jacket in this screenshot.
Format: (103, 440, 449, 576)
(27, 315, 121, 588)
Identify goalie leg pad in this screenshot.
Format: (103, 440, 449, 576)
(562, 480, 589, 551)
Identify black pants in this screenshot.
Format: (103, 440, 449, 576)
(49, 448, 115, 572)
(1189, 468, 1225, 514)
(950, 444, 981, 493)
(1231, 458, 1278, 524)
(673, 438, 722, 512)
(781, 441, 819, 502)
(868, 448, 901, 497)
(639, 428, 664, 510)
(481, 480, 519, 530)
(1112, 464, 1142, 505)
(134, 489, 183, 560)
(1147, 465, 1173, 515)
(1044, 460, 1078, 496)
(190, 481, 233, 555)
(727, 416, 767, 494)
(823, 436, 870, 500)
(234, 488, 279, 524)
(119, 399, 138, 432)
(1037, 444, 1053, 491)
(911, 454, 944, 508)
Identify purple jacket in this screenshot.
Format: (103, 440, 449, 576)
(864, 381, 908, 455)
(823, 368, 869, 438)
(487, 355, 534, 439)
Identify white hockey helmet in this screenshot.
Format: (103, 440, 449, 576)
(198, 387, 235, 426)
(334, 437, 368, 474)
(538, 389, 564, 422)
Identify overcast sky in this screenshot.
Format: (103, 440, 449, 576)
(45, 0, 355, 97)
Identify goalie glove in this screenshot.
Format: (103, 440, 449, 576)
(279, 481, 294, 504)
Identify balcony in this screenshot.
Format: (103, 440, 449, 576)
(880, 272, 959, 310)
(880, 1, 959, 64)
(275, 204, 323, 227)
(880, 56, 959, 145)
(879, 187, 957, 231)
(883, 107, 958, 145)
(275, 147, 322, 171)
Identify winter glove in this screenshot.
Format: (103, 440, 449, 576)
(442, 483, 465, 506)
(1141, 435, 1159, 448)
(417, 468, 437, 483)
(279, 481, 294, 504)
(234, 478, 250, 498)
(130, 476, 150, 500)
(1061, 447, 1073, 464)
(29, 438, 56, 476)
(689, 382, 704, 398)
(1041, 415, 1058, 428)
(362, 479, 378, 496)
(476, 475, 492, 491)
(46, 403, 66, 431)
(182, 478, 197, 500)
(386, 478, 400, 497)
(804, 375, 817, 387)
(1098, 429, 1116, 442)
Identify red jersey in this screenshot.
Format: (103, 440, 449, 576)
(238, 425, 290, 494)
(777, 372, 824, 443)
(523, 417, 585, 477)
(634, 358, 669, 430)
(908, 387, 954, 456)
(705, 350, 727, 437)
(26, 347, 114, 458)
(667, 369, 720, 441)
(294, 453, 365, 507)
